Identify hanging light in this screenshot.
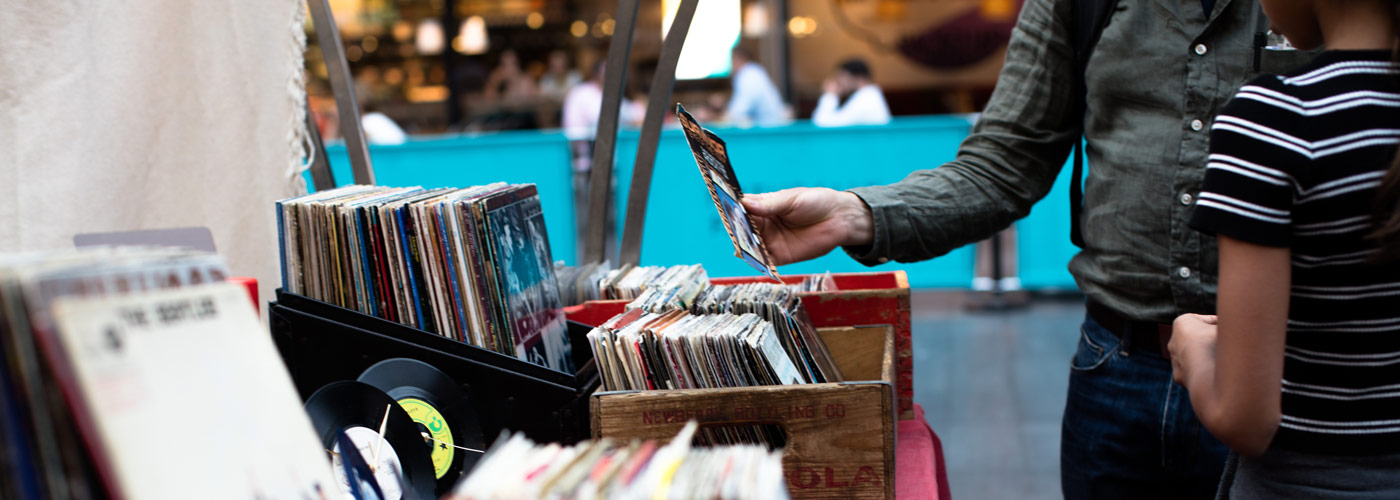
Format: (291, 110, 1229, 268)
(742, 3, 769, 37)
(664, 0, 741, 79)
(415, 19, 445, 55)
(391, 20, 414, 43)
(458, 15, 489, 55)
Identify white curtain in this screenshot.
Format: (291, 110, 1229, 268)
(0, 0, 309, 304)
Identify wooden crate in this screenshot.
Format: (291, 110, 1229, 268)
(591, 325, 897, 499)
(566, 270, 914, 418)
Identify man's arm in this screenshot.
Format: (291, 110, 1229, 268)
(838, 0, 1080, 264)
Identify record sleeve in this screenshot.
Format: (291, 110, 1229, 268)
(483, 185, 573, 373)
(45, 283, 339, 499)
(675, 104, 781, 281)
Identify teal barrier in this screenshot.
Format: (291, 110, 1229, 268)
(321, 116, 1081, 290)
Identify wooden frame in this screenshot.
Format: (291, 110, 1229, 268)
(566, 270, 915, 418)
(591, 325, 897, 499)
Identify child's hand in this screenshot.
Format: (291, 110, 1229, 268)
(1169, 313, 1219, 386)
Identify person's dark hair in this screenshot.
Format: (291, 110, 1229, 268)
(1371, 6, 1400, 260)
(732, 46, 753, 61)
(837, 58, 872, 79)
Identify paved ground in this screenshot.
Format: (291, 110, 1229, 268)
(909, 293, 1085, 499)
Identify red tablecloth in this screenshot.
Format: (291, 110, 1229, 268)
(896, 404, 951, 499)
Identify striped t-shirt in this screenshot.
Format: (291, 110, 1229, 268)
(1190, 51, 1400, 455)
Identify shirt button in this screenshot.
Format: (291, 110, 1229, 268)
(1191, 119, 1204, 131)
(1177, 266, 1192, 279)
(878, 257, 890, 263)
(1194, 43, 1208, 56)
(1179, 192, 1194, 205)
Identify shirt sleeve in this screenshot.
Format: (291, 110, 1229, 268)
(1188, 82, 1297, 248)
(812, 87, 891, 127)
(810, 92, 845, 127)
(839, 0, 1079, 265)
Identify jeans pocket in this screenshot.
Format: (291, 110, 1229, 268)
(1069, 324, 1117, 372)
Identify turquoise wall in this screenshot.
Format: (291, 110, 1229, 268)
(320, 116, 1081, 290)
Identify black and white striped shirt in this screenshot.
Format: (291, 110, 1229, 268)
(1191, 51, 1400, 455)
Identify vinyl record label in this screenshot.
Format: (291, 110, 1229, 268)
(398, 397, 453, 479)
(357, 357, 487, 496)
(330, 426, 405, 500)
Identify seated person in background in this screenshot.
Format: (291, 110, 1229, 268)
(1169, 0, 1400, 496)
(811, 58, 890, 127)
(483, 49, 539, 104)
(538, 50, 581, 101)
(725, 47, 788, 127)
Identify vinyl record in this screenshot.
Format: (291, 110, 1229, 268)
(305, 381, 436, 500)
(359, 358, 486, 495)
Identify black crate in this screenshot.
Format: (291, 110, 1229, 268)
(269, 290, 597, 444)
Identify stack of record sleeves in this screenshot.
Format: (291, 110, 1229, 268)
(690, 283, 840, 384)
(555, 263, 709, 306)
(447, 421, 789, 500)
(788, 272, 836, 293)
(276, 184, 574, 373)
(0, 248, 337, 499)
(590, 279, 840, 390)
(587, 280, 843, 449)
(587, 308, 810, 392)
(553, 261, 611, 306)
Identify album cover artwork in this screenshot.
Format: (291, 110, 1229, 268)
(675, 104, 781, 281)
(484, 186, 574, 374)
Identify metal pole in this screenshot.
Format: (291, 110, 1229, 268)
(617, 0, 699, 266)
(583, 0, 642, 264)
(775, 0, 793, 103)
(442, 0, 463, 128)
(306, 0, 376, 185)
(304, 96, 337, 191)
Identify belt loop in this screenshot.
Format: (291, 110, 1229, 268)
(1119, 322, 1133, 357)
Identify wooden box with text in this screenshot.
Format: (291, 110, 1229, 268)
(590, 325, 897, 499)
(566, 270, 914, 418)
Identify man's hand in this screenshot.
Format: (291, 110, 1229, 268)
(1169, 313, 1219, 386)
(741, 188, 874, 266)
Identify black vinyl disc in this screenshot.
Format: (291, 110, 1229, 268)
(359, 358, 486, 495)
(304, 381, 437, 500)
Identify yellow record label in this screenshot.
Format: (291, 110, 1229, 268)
(397, 397, 454, 479)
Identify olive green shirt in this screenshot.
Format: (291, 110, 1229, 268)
(845, 0, 1312, 322)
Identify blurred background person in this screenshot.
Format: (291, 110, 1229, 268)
(483, 49, 539, 103)
(347, 68, 407, 144)
(479, 49, 541, 130)
(562, 60, 638, 262)
(725, 47, 787, 127)
(361, 101, 407, 145)
(812, 58, 890, 127)
(538, 49, 582, 101)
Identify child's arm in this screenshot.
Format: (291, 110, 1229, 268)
(1170, 235, 1290, 456)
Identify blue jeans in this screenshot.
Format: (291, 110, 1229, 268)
(1061, 313, 1229, 499)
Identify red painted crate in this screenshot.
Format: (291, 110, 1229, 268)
(563, 270, 914, 419)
